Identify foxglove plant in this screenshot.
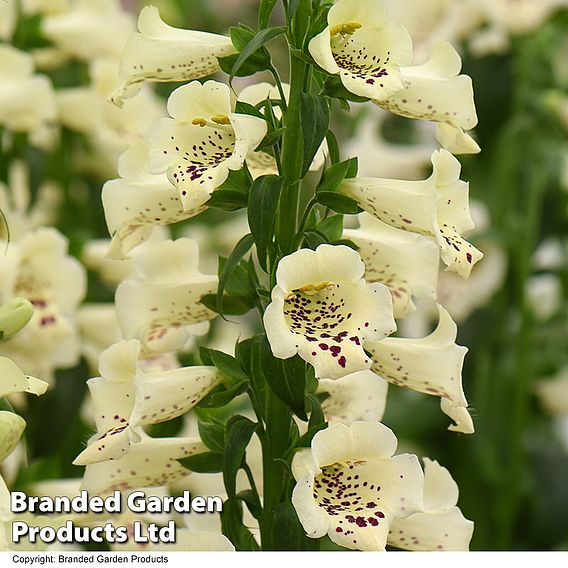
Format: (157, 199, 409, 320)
(72, 0, 482, 552)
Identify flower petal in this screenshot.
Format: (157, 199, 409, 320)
(129, 366, 222, 427)
(389, 506, 474, 551)
(377, 42, 479, 154)
(0, 357, 48, 397)
(0, 411, 26, 462)
(422, 458, 459, 512)
(111, 6, 236, 106)
(318, 370, 389, 425)
(366, 305, 474, 433)
(115, 239, 217, 357)
(344, 215, 439, 318)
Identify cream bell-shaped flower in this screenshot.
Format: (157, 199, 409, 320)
(376, 42, 479, 155)
(102, 141, 195, 259)
(0, 412, 26, 463)
(74, 340, 221, 465)
(238, 82, 327, 178)
(366, 305, 473, 434)
(42, 0, 134, 60)
(318, 370, 389, 425)
(309, 0, 412, 101)
(388, 458, 474, 551)
(264, 245, 396, 380)
(115, 238, 217, 357)
(0, 228, 87, 381)
(0, 45, 57, 135)
(344, 215, 439, 319)
(148, 80, 267, 211)
(292, 422, 424, 551)
(0, 357, 48, 399)
(111, 6, 237, 106)
(340, 149, 483, 278)
(80, 430, 206, 496)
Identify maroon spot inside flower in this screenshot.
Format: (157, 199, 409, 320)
(338, 356, 347, 368)
(466, 253, 473, 263)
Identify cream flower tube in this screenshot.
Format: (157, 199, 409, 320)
(74, 340, 221, 465)
(80, 432, 207, 496)
(292, 422, 424, 550)
(111, 6, 237, 106)
(0, 357, 48, 398)
(318, 370, 389, 425)
(102, 141, 199, 259)
(308, 0, 412, 101)
(148, 80, 267, 211)
(115, 238, 217, 357)
(388, 458, 474, 550)
(0, 412, 26, 463)
(264, 245, 396, 380)
(340, 149, 483, 278)
(366, 305, 474, 434)
(343, 215, 439, 318)
(377, 42, 480, 154)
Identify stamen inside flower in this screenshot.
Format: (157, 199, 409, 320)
(330, 22, 362, 37)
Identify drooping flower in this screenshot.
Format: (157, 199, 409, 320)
(264, 244, 396, 379)
(292, 422, 424, 551)
(0, 411, 26, 464)
(74, 340, 221, 466)
(376, 42, 479, 154)
(102, 141, 195, 259)
(41, 0, 134, 61)
(388, 458, 474, 551)
(0, 357, 48, 399)
(111, 6, 237, 106)
(366, 305, 473, 434)
(238, 82, 327, 178)
(148, 80, 267, 211)
(340, 149, 483, 278)
(318, 370, 389, 425)
(80, 430, 206, 496)
(0, 228, 87, 381)
(0, 45, 57, 137)
(308, 0, 413, 101)
(115, 238, 217, 357)
(344, 214, 439, 318)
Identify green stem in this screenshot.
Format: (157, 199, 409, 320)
(260, 387, 293, 550)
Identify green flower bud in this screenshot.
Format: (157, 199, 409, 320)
(0, 298, 34, 340)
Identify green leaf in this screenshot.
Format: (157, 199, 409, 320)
(221, 497, 260, 551)
(325, 130, 341, 164)
(258, 127, 286, 151)
(248, 175, 284, 271)
(201, 293, 255, 316)
(300, 94, 330, 177)
(230, 25, 256, 51)
(197, 380, 249, 408)
(224, 415, 257, 498)
(230, 27, 287, 81)
(260, 338, 308, 420)
(178, 451, 223, 474)
(199, 348, 248, 386)
(235, 101, 267, 120)
(322, 76, 370, 103)
(272, 502, 320, 550)
(216, 234, 254, 316)
(313, 215, 344, 242)
(206, 189, 248, 211)
(198, 420, 225, 453)
(303, 229, 330, 250)
(259, 0, 279, 29)
(316, 157, 358, 194)
(237, 489, 262, 520)
(317, 191, 360, 214)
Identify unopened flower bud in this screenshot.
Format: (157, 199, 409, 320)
(0, 298, 33, 339)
